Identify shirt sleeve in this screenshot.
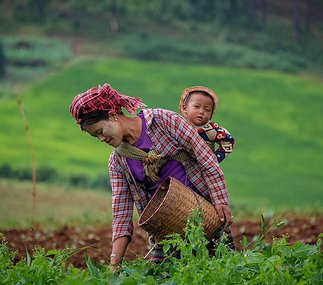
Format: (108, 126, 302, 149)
(109, 154, 134, 243)
(159, 110, 229, 205)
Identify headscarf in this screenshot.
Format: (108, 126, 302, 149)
(69, 83, 147, 124)
(179, 86, 218, 117)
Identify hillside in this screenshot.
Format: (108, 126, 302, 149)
(0, 57, 322, 211)
(0, 1, 322, 212)
(0, 0, 322, 74)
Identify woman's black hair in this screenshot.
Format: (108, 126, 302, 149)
(80, 110, 109, 130)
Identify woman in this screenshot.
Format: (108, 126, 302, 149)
(69, 83, 233, 265)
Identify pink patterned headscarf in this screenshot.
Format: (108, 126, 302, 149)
(69, 83, 147, 124)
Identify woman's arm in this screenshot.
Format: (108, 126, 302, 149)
(110, 236, 131, 264)
(109, 154, 134, 258)
(157, 110, 228, 204)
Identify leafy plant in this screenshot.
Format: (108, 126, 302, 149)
(0, 211, 322, 284)
(117, 209, 322, 284)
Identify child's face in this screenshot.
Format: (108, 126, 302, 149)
(182, 92, 214, 127)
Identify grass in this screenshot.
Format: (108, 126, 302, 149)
(0, 57, 322, 216)
(0, 178, 317, 230)
(0, 179, 112, 230)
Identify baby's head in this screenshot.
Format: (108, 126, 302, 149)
(179, 86, 218, 127)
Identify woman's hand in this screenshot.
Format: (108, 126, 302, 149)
(109, 253, 123, 274)
(110, 253, 123, 265)
(214, 204, 233, 228)
(109, 236, 130, 267)
(109, 255, 122, 274)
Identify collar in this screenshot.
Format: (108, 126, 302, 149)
(141, 108, 154, 129)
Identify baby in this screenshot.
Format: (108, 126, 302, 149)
(179, 86, 236, 250)
(179, 86, 235, 163)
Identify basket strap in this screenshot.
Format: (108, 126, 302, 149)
(116, 142, 191, 182)
(116, 142, 204, 217)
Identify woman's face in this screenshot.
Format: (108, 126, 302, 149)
(83, 116, 123, 148)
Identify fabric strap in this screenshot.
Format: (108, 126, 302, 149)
(115, 142, 191, 182)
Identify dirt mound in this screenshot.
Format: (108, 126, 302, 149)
(2, 215, 322, 268)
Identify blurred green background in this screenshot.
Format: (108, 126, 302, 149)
(0, 0, 322, 228)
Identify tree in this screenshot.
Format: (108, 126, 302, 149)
(260, 0, 268, 23)
(109, 0, 118, 32)
(0, 41, 5, 79)
(304, 0, 313, 32)
(292, 0, 301, 43)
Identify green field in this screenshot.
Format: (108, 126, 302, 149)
(0, 57, 322, 214)
(0, 179, 112, 229)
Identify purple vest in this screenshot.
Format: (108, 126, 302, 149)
(126, 112, 197, 194)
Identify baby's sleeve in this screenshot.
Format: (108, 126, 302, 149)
(198, 122, 235, 163)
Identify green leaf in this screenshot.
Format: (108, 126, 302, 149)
(260, 214, 266, 236)
(163, 244, 170, 254)
(25, 247, 32, 266)
(274, 221, 286, 228)
(85, 255, 99, 278)
(116, 276, 136, 285)
(240, 236, 249, 252)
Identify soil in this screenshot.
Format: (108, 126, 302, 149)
(2, 215, 322, 268)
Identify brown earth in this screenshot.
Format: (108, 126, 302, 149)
(2, 215, 322, 268)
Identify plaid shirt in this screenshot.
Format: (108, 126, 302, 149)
(109, 108, 229, 242)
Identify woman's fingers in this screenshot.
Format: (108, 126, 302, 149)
(214, 204, 233, 228)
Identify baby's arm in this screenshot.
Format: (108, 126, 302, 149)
(199, 122, 235, 163)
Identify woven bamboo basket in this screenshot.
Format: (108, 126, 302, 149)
(138, 177, 222, 242)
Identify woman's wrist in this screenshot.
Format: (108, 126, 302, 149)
(110, 253, 123, 264)
(110, 236, 130, 264)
